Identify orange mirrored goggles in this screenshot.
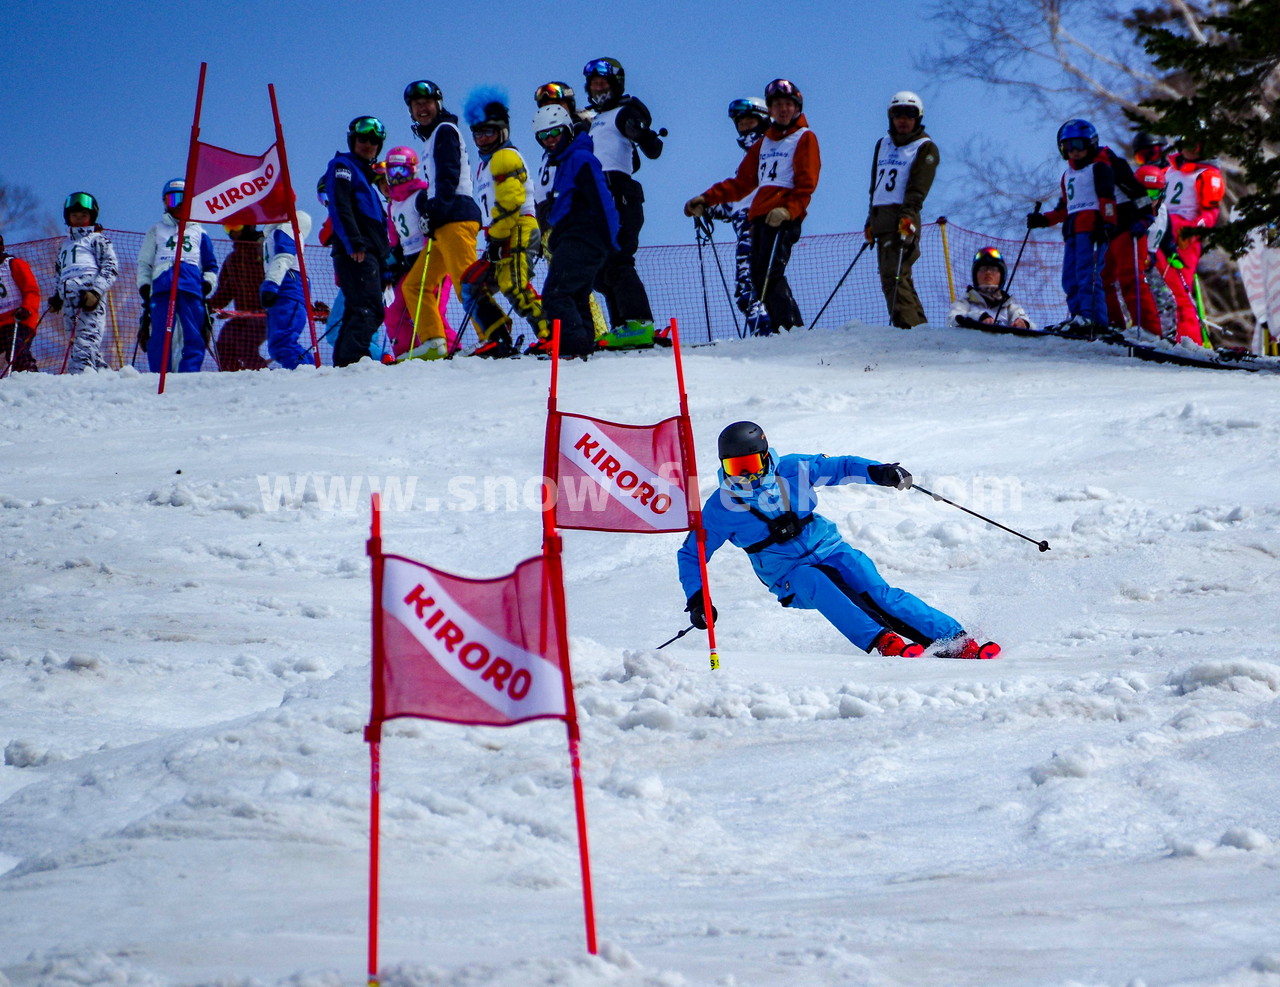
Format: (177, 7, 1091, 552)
(721, 452, 767, 477)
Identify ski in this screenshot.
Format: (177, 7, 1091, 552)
(953, 315, 1051, 338)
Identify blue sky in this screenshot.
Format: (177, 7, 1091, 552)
(3, 0, 1059, 245)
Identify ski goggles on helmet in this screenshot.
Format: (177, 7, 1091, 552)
(164, 189, 185, 209)
(535, 82, 574, 106)
(764, 79, 800, 103)
(350, 116, 387, 141)
(583, 58, 621, 79)
(385, 162, 415, 185)
(536, 125, 570, 146)
(65, 192, 97, 213)
(403, 80, 442, 104)
(973, 247, 1002, 264)
(728, 98, 765, 121)
(721, 451, 769, 480)
(1060, 136, 1091, 153)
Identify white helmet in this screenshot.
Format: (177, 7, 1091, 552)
(533, 103, 573, 137)
(888, 90, 924, 121)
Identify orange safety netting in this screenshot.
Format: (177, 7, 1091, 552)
(6, 221, 1070, 373)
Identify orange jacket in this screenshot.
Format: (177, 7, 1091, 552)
(0, 254, 41, 329)
(703, 114, 821, 222)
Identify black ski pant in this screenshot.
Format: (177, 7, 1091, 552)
(332, 252, 385, 367)
(544, 232, 610, 356)
(596, 172, 653, 328)
(750, 217, 803, 330)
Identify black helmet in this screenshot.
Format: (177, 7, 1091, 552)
(719, 421, 771, 481)
(403, 79, 443, 107)
(1133, 131, 1163, 155)
(583, 57, 624, 108)
(535, 80, 578, 116)
(347, 115, 386, 152)
(63, 191, 99, 225)
(971, 246, 1007, 288)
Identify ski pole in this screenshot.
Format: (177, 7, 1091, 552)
(59, 306, 80, 375)
(888, 239, 906, 327)
(696, 215, 743, 338)
(445, 278, 487, 359)
(694, 217, 714, 341)
(756, 225, 783, 333)
(656, 625, 696, 649)
(810, 240, 871, 331)
(993, 202, 1039, 326)
(913, 483, 1050, 552)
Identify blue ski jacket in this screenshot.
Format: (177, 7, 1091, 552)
(324, 151, 388, 258)
(677, 451, 883, 600)
(546, 131, 619, 250)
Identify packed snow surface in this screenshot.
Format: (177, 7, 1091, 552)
(2, 322, 1280, 986)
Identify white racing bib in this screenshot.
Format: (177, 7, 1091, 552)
(870, 136, 928, 207)
(590, 107, 634, 174)
(1063, 165, 1101, 215)
(390, 197, 426, 255)
(0, 259, 21, 315)
(421, 121, 474, 199)
(756, 127, 810, 190)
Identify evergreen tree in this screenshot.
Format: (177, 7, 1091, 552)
(1137, 1, 1280, 255)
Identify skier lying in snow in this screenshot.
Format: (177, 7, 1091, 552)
(676, 421, 1000, 660)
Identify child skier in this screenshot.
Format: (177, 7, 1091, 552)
(260, 210, 313, 369)
(379, 145, 443, 359)
(137, 179, 219, 373)
(700, 97, 772, 335)
(461, 88, 547, 358)
(677, 421, 1000, 660)
(1027, 119, 1116, 336)
(948, 247, 1035, 330)
(0, 232, 43, 373)
(47, 192, 119, 373)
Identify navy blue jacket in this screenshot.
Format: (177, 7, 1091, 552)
(418, 111, 482, 231)
(546, 131, 620, 250)
(325, 151, 389, 258)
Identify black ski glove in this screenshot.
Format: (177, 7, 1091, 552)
(13, 307, 30, 323)
(685, 589, 717, 631)
(260, 286, 278, 309)
(139, 284, 151, 301)
(867, 462, 913, 490)
(137, 308, 151, 349)
(47, 293, 63, 313)
(1026, 212, 1050, 230)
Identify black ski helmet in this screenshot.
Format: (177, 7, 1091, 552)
(535, 80, 578, 117)
(583, 57, 624, 108)
(63, 191, 99, 224)
(764, 78, 803, 112)
(1133, 131, 1163, 156)
(718, 421, 768, 460)
(971, 246, 1006, 288)
(347, 115, 386, 152)
(403, 79, 443, 107)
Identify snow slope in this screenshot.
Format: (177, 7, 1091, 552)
(2, 323, 1280, 987)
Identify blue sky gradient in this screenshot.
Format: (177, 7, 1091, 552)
(4, 0, 1061, 244)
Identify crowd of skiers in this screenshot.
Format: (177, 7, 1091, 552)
(0, 61, 1230, 376)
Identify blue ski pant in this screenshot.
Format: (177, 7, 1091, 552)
(772, 543, 962, 652)
(1062, 232, 1109, 324)
(266, 274, 309, 369)
(148, 291, 207, 373)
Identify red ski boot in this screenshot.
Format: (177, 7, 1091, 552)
(873, 630, 925, 658)
(935, 636, 1001, 660)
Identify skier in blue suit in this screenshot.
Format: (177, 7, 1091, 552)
(676, 421, 1000, 660)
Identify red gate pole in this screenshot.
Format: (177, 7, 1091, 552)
(268, 83, 322, 367)
(669, 317, 720, 670)
(159, 61, 207, 394)
(364, 493, 385, 986)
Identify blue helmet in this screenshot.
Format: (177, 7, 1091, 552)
(1056, 119, 1098, 159)
(162, 179, 185, 212)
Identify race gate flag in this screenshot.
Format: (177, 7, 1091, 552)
(553, 413, 690, 533)
(186, 141, 291, 226)
(374, 552, 567, 728)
